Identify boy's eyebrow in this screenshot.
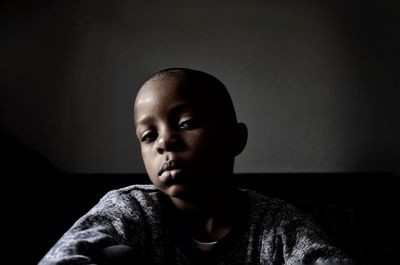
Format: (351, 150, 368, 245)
(169, 103, 194, 116)
(135, 116, 155, 128)
(135, 103, 195, 127)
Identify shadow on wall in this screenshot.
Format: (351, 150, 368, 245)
(334, 0, 400, 171)
(0, 131, 59, 174)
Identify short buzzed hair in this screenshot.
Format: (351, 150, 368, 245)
(143, 68, 238, 127)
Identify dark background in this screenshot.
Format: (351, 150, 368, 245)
(1, 0, 399, 264)
(1, 0, 400, 173)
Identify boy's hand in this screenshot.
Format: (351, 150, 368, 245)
(96, 244, 135, 265)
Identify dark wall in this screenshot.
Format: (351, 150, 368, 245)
(1, 0, 400, 173)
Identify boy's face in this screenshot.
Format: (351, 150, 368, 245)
(134, 76, 233, 199)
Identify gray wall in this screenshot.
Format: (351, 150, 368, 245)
(1, 0, 399, 173)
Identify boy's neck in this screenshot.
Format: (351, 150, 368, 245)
(170, 185, 236, 212)
(169, 186, 240, 242)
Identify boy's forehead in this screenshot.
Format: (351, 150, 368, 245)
(137, 76, 211, 105)
(134, 76, 216, 119)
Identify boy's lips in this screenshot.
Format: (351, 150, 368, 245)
(158, 160, 185, 183)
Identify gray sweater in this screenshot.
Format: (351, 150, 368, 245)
(39, 185, 351, 265)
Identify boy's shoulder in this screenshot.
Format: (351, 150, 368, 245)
(98, 184, 162, 208)
(86, 184, 165, 220)
(115, 184, 160, 194)
(239, 188, 293, 208)
(239, 188, 307, 223)
(105, 184, 157, 194)
(106, 184, 160, 198)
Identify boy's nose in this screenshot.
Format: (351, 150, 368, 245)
(156, 129, 179, 154)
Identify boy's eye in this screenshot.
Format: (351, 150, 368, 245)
(178, 118, 198, 130)
(141, 130, 157, 143)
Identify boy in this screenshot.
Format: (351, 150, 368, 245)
(39, 68, 351, 265)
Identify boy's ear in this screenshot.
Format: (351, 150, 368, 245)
(229, 122, 248, 157)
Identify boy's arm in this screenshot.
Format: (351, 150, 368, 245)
(38, 189, 145, 265)
(277, 207, 352, 265)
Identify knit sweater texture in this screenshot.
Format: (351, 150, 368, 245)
(39, 185, 351, 265)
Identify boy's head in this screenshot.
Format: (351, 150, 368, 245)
(134, 68, 247, 199)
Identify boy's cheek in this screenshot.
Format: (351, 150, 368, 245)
(191, 136, 228, 158)
(141, 154, 157, 177)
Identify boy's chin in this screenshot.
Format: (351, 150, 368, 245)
(162, 183, 191, 198)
